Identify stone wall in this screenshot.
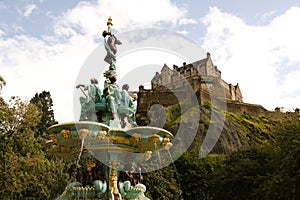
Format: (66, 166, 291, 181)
(227, 101, 300, 121)
(136, 53, 299, 122)
(137, 85, 299, 122)
(137, 86, 191, 114)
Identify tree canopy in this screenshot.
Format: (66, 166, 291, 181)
(30, 91, 57, 137)
(0, 81, 68, 199)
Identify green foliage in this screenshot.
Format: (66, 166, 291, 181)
(166, 103, 182, 126)
(210, 147, 272, 199)
(203, 100, 212, 110)
(0, 94, 68, 199)
(204, 121, 300, 200)
(262, 121, 300, 199)
(175, 153, 224, 200)
(30, 91, 57, 137)
(159, 102, 300, 199)
(226, 112, 274, 133)
(226, 111, 275, 144)
(0, 76, 6, 92)
(166, 103, 200, 129)
(143, 164, 183, 200)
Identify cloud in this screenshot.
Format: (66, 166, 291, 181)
(23, 4, 37, 17)
(179, 18, 197, 25)
(201, 6, 300, 110)
(0, 29, 4, 37)
(0, 2, 8, 10)
(53, 0, 186, 39)
(177, 30, 189, 35)
(0, 0, 188, 122)
(261, 10, 277, 20)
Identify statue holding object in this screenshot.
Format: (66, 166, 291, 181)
(76, 78, 102, 121)
(103, 16, 122, 78)
(76, 17, 136, 128)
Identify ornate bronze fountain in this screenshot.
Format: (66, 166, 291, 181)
(47, 17, 174, 200)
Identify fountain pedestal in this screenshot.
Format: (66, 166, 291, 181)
(47, 122, 173, 200)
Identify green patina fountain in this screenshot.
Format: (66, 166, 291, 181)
(46, 17, 174, 200)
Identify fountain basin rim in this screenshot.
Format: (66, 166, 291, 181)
(48, 122, 173, 139)
(48, 121, 110, 131)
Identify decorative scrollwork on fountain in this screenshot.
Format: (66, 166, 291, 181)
(61, 129, 71, 139)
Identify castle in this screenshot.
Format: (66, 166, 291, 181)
(137, 53, 299, 121)
(152, 52, 242, 102)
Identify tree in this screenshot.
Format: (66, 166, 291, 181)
(0, 86, 68, 199)
(143, 164, 183, 200)
(262, 121, 300, 199)
(0, 76, 6, 93)
(174, 152, 224, 200)
(209, 147, 272, 200)
(30, 91, 57, 137)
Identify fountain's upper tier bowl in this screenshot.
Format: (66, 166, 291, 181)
(46, 121, 174, 159)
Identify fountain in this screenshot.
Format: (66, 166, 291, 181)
(46, 17, 174, 200)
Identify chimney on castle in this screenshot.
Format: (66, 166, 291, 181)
(207, 52, 211, 59)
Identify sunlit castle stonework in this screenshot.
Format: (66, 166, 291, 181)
(138, 52, 243, 117)
(152, 52, 242, 102)
(137, 52, 299, 122)
(46, 17, 174, 200)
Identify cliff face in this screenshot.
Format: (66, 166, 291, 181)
(138, 102, 278, 154)
(210, 110, 275, 153)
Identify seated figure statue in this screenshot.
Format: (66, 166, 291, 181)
(119, 84, 138, 128)
(103, 76, 121, 120)
(76, 78, 102, 121)
(130, 92, 138, 125)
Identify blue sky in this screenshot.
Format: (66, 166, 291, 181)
(1, 0, 300, 121)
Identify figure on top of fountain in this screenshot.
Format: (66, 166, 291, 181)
(103, 16, 122, 78)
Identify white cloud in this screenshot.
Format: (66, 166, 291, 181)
(261, 10, 277, 21)
(179, 18, 197, 25)
(201, 6, 300, 110)
(0, 33, 96, 121)
(0, 23, 25, 35)
(53, 0, 185, 39)
(0, 2, 8, 10)
(177, 30, 189, 35)
(0, 29, 4, 37)
(0, 0, 187, 122)
(23, 4, 37, 17)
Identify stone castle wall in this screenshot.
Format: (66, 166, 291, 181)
(136, 53, 299, 121)
(137, 86, 300, 121)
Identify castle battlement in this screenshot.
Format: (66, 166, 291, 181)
(137, 53, 300, 122)
(149, 52, 242, 103)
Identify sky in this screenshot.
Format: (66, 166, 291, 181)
(1, 0, 300, 122)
